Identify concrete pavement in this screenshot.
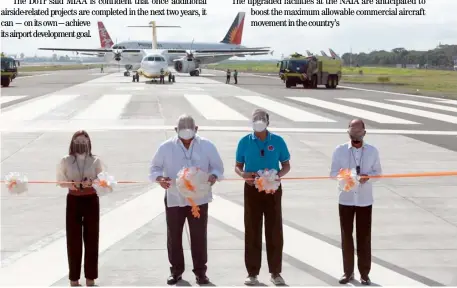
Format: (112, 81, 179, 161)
(1, 69, 456, 286)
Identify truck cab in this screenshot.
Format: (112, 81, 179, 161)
(1, 56, 18, 87)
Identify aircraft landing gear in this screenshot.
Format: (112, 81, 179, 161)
(124, 71, 131, 77)
(168, 73, 176, 82)
(189, 69, 200, 76)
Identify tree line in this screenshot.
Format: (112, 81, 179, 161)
(341, 44, 457, 68)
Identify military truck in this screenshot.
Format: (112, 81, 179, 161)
(277, 53, 342, 89)
(1, 54, 18, 87)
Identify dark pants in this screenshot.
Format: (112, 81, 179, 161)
(66, 193, 100, 281)
(160, 75, 164, 83)
(339, 204, 372, 279)
(244, 183, 283, 276)
(165, 197, 208, 277)
(234, 76, 238, 84)
(226, 76, 230, 83)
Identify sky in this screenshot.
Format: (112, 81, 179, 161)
(1, 0, 456, 58)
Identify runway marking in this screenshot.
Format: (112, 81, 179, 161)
(14, 73, 51, 79)
(0, 96, 28, 105)
(287, 97, 418, 125)
(116, 86, 145, 91)
(169, 87, 204, 91)
(436, 99, 457, 105)
(72, 94, 132, 120)
(2, 124, 457, 135)
(184, 94, 248, 121)
(0, 186, 164, 286)
(236, 96, 336, 122)
(340, 98, 457, 124)
(238, 72, 448, 101)
(388, 99, 457, 113)
(210, 197, 426, 286)
(0, 94, 80, 121)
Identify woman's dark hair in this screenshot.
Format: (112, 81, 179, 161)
(69, 130, 93, 161)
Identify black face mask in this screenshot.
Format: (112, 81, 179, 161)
(73, 143, 88, 154)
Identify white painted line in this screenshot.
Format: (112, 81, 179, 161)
(1, 124, 457, 135)
(437, 99, 457, 105)
(169, 87, 204, 91)
(210, 197, 426, 286)
(14, 73, 51, 79)
(184, 94, 248, 121)
(116, 86, 145, 91)
(0, 96, 28, 104)
(388, 99, 457, 113)
(0, 186, 164, 286)
(287, 97, 418, 125)
(236, 96, 336, 122)
(340, 98, 457, 124)
(73, 94, 132, 120)
(240, 72, 448, 101)
(0, 94, 80, 121)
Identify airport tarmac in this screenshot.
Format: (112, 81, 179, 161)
(1, 69, 457, 286)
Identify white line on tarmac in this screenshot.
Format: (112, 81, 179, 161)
(14, 73, 52, 79)
(388, 99, 457, 113)
(73, 94, 132, 120)
(184, 94, 248, 121)
(210, 197, 427, 286)
(0, 96, 28, 104)
(239, 72, 448, 101)
(287, 97, 418, 124)
(436, 99, 457, 105)
(341, 98, 457, 124)
(0, 186, 164, 286)
(1, 125, 457, 135)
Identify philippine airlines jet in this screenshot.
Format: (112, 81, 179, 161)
(38, 12, 272, 76)
(329, 48, 341, 59)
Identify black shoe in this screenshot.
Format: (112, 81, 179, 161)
(167, 275, 182, 285)
(196, 275, 210, 285)
(360, 277, 371, 285)
(338, 273, 354, 284)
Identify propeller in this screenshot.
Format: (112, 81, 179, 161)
(112, 38, 123, 62)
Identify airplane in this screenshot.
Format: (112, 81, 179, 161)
(329, 48, 341, 59)
(320, 50, 329, 57)
(136, 52, 173, 82)
(37, 12, 272, 77)
(76, 22, 114, 57)
(306, 50, 313, 56)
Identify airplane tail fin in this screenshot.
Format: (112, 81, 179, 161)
(306, 50, 313, 56)
(329, 48, 339, 58)
(220, 12, 245, 45)
(98, 21, 114, 48)
(321, 50, 329, 57)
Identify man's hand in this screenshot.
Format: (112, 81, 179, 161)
(208, 174, 217, 186)
(359, 174, 369, 184)
(69, 181, 78, 191)
(242, 172, 256, 186)
(156, 176, 171, 189)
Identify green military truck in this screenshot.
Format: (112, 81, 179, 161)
(1, 54, 18, 87)
(278, 53, 342, 89)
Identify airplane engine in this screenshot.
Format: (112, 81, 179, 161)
(174, 59, 196, 73)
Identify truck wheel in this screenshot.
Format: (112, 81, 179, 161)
(1, 77, 11, 87)
(326, 75, 333, 89)
(312, 75, 318, 89)
(286, 80, 291, 88)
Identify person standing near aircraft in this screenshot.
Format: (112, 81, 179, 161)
(234, 69, 238, 84)
(148, 115, 224, 285)
(330, 119, 382, 285)
(226, 69, 231, 84)
(160, 68, 165, 84)
(235, 109, 291, 286)
(56, 130, 104, 287)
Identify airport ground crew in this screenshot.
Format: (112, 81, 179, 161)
(56, 130, 104, 287)
(132, 72, 139, 82)
(226, 69, 231, 84)
(100, 65, 104, 73)
(234, 70, 238, 84)
(160, 68, 165, 84)
(235, 109, 291, 286)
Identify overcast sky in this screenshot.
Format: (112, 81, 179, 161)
(2, 0, 456, 58)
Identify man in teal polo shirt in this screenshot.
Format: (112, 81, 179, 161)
(235, 108, 291, 286)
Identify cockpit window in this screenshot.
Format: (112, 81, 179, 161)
(154, 57, 164, 61)
(147, 56, 155, 61)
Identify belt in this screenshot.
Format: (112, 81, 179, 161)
(68, 187, 97, 196)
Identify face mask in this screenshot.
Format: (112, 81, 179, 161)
(178, 129, 195, 140)
(252, 121, 267, 132)
(73, 143, 88, 154)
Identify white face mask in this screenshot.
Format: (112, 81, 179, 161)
(178, 129, 195, 140)
(252, 121, 267, 132)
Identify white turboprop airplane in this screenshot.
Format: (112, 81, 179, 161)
(136, 52, 172, 81)
(38, 12, 272, 76)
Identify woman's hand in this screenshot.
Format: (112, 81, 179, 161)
(81, 178, 93, 188)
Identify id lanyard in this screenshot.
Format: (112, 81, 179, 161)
(75, 156, 87, 190)
(350, 147, 363, 175)
(179, 141, 195, 167)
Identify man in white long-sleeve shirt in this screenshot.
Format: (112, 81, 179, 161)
(330, 119, 382, 286)
(148, 114, 224, 285)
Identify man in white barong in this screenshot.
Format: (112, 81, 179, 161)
(149, 114, 224, 285)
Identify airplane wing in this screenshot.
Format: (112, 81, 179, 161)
(166, 48, 271, 54)
(38, 48, 141, 53)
